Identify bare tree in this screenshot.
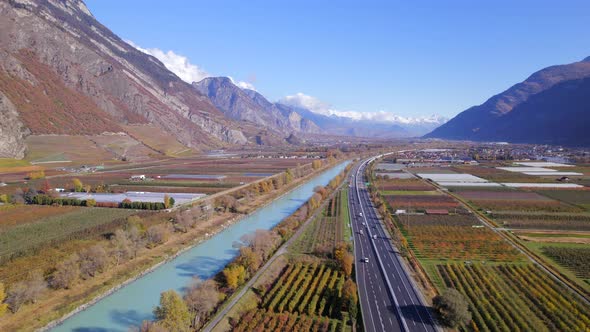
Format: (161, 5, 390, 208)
(131, 320, 170, 332)
(79, 244, 108, 279)
(5, 271, 47, 312)
(215, 195, 239, 213)
(174, 211, 195, 233)
(183, 278, 220, 328)
(146, 224, 170, 248)
(127, 225, 144, 258)
(111, 229, 132, 265)
(241, 229, 281, 260)
(51, 254, 80, 289)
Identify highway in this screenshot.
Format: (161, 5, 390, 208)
(349, 157, 438, 332)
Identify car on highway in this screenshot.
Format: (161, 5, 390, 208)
(359, 229, 363, 235)
(373, 234, 377, 239)
(364, 257, 369, 263)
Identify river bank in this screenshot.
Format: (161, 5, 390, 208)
(42, 161, 349, 332)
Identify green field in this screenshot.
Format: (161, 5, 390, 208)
(0, 208, 135, 263)
(523, 241, 590, 293)
(340, 188, 352, 241)
(537, 190, 590, 211)
(0, 159, 31, 168)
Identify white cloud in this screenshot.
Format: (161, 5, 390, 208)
(127, 41, 209, 83)
(280, 93, 446, 125)
(127, 41, 255, 89)
(228, 77, 256, 91)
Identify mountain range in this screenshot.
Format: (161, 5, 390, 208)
(0, 0, 447, 159)
(425, 57, 590, 146)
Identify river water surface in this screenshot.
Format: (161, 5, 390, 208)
(52, 162, 349, 332)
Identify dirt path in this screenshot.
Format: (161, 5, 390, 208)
(202, 166, 352, 332)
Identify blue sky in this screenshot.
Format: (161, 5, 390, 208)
(85, 0, 589, 119)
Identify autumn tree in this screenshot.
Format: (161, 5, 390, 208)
(314, 186, 327, 199)
(433, 288, 472, 328)
(312, 159, 322, 169)
(342, 279, 358, 320)
(0, 283, 8, 317)
(40, 180, 52, 193)
(79, 244, 108, 279)
(237, 246, 261, 274)
(334, 242, 348, 262)
(272, 176, 284, 190)
(51, 253, 80, 289)
(285, 169, 294, 184)
(72, 178, 84, 192)
(183, 278, 221, 328)
(222, 265, 246, 290)
(163, 194, 171, 209)
(153, 290, 191, 332)
(340, 252, 354, 277)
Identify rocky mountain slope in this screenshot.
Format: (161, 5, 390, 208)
(425, 57, 590, 145)
(193, 77, 320, 135)
(0, 0, 251, 158)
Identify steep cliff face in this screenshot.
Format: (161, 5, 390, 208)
(194, 77, 320, 135)
(0, 0, 248, 158)
(0, 91, 29, 159)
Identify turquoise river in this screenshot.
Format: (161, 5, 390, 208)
(51, 161, 349, 331)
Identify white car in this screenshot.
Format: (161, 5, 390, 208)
(364, 257, 369, 263)
(373, 234, 378, 239)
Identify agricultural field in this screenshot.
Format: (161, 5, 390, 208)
(491, 212, 590, 231)
(397, 215, 522, 262)
(373, 157, 590, 332)
(437, 263, 590, 332)
(537, 189, 590, 211)
(291, 189, 350, 256)
(450, 165, 556, 183)
(454, 189, 582, 213)
(374, 178, 433, 191)
(383, 194, 460, 212)
(89, 134, 157, 162)
(24, 135, 120, 165)
(231, 262, 352, 331)
(0, 204, 81, 231)
(0, 207, 135, 264)
(541, 245, 590, 281)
